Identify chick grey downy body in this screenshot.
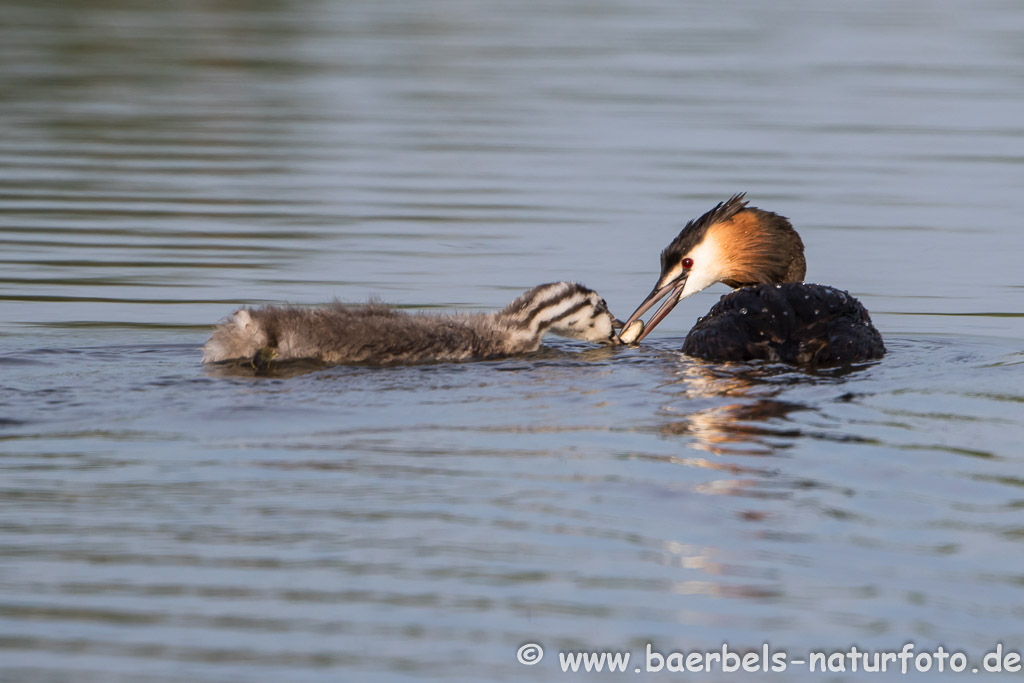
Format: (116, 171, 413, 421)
(202, 282, 622, 367)
(623, 194, 885, 365)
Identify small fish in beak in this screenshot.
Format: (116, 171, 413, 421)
(618, 319, 645, 345)
(620, 275, 688, 344)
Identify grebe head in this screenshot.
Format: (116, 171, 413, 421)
(500, 282, 624, 345)
(622, 193, 806, 342)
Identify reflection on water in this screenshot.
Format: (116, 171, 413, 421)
(658, 362, 878, 457)
(2, 0, 1024, 681)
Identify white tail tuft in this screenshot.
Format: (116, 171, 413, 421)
(201, 309, 267, 363)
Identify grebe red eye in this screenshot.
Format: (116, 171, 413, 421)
(682, 257, 694, 269)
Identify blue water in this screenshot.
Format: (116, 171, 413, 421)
(1, 1, 1023, 680)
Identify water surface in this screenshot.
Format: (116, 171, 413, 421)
(2, 0, 1024, 681)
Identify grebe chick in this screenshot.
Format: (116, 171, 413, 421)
(202, 281, 623, 367)
(622, 194, 885, 365)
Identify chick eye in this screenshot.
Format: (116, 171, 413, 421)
(682, 257, 694, 269)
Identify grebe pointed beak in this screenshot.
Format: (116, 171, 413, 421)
(621, 276, 687, 343)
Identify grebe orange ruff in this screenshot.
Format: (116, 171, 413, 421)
(621, 194, 885, 365)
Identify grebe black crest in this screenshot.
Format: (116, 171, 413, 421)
(202, 282, 622, 367)
(622, 194, 885, 365)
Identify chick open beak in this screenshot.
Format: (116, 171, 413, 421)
(621, 276, 687, 343)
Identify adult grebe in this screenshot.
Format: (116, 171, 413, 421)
(202, 281, 622, 367)
(621, 194, 885, 364)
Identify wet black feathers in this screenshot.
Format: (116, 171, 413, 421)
(682, 283, 885, 365)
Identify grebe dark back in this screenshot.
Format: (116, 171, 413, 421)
(622, 194, 885, 365)
(202, 282, 622, 367)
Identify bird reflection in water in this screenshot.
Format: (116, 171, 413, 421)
(636, 361, 872, 503)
